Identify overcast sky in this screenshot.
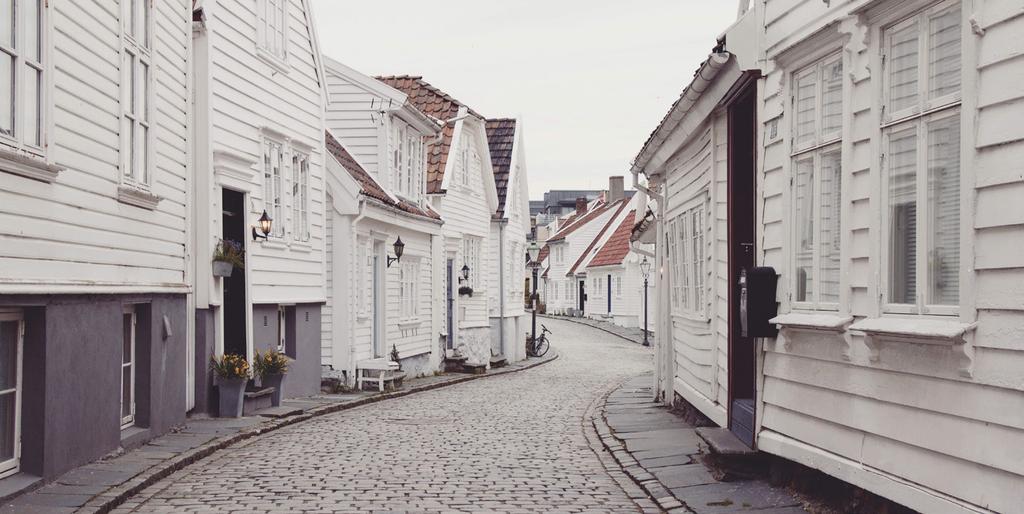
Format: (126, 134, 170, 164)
(310, 1, 738, 200)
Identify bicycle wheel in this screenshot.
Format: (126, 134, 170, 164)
(534, 337, 550, 358)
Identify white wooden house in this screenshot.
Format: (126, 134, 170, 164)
(378, 76, 502, 370)
(191, 0, 327, 413)
(0, 0, 192, 483)
(634, 1, 1024, 512)
(321, 58, 444, 382)
(486, 118, 531, 363)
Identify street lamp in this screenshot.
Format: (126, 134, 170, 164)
(251, 210, 273, 242)
(639, 256, 652, 347)
(386, 236, 405, 268)
(526, 241, 541, 353)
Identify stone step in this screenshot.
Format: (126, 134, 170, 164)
(489, 354, 508, 368)
(242, 387, 274, 416)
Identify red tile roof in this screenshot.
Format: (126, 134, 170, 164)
(376, 76, 483, 194)
(566, 200, 630, 276)
(485, 118, 516, 218)
(588, 210, 636, 268)
(325, 131, 440, 220)
(547, 200, 619, 242)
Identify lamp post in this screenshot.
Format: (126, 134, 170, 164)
(640, 256, 651, 347)
(527, 241, 541, 349)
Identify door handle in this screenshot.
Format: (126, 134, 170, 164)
(740, 243, 754, 255)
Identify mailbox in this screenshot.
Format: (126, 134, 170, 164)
(740, 266, 779, 338)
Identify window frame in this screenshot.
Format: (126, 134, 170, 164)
(0, 310, 24, 479)
(670, 192, 709, 319)
(878, 1, 963, 317)
(120, 305, 136, 429)
(255, 0, 289, 72)
(0, 0, 47, 158)
(462, 236, 481, 290)
(291, 150, 310, 242)
(119, 0, 153, 190)
(399, 258, 420, 320)
(263, 137, 286, 239)
(276, 305, 287, 353)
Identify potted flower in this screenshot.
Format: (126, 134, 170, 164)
(210, 353, 249, 417)
(458, 285, 474, 297)
(212, 239, 244, 278)
(254, 349, 289, 407)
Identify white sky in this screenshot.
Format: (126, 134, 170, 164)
(310, 1, 738, 200)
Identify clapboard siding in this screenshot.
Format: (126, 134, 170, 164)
(0, 0, 191, 291)
(201, 0, 326, 304)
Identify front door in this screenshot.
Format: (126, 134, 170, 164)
(221, 189, 247, 358)
(0, 312, 23, 479)
(446, 258, 455, 350)
(578, 280, 586, 312)
(727, 78, 758, 448)
(607, 274, 613, 313)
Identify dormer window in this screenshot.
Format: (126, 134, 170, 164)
(390, 117, 423, 203)
(256, 0, 288, 71)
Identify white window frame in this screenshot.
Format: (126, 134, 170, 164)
(0, 0, 46, 157)
(460, 140, 471, 187)
(0, 310, 24, 479)
(790, 53, 844, 311)
(277, 305, 287, 352)
(615, 276, 622, 297)
(255, 0, 288, 72)
(879, 0, 963, 316)
(119, 0, 153, 190)
(399, 258, 420, 320)
(291, 150, 310, 242)
(670, 192, 709, 319)
(120, 305, 136, 429)
(356, 238, 369, 318)
(463, 237, 481, 290)
(263, 137, 286, 239)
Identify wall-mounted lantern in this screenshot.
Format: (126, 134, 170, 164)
(386, 236, 405, 268)
(460, 264, 470, 282)
(252, 210, 273, 241)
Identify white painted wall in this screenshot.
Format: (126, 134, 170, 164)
(0, 0, 192, 294)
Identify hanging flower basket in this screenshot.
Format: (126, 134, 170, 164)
(212, 239, 245, 278)
(458, 286, 474, 297)
(212, 260, 234, 278)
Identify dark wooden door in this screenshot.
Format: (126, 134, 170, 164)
(727, 78, 758, 448)
(221, 188, 247, 358)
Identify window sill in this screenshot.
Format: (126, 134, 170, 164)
(398, 319, 423, 330)
(0, 147, 64, 183)
(290, 241, 312, 253)
(256, 46, 290, 74)
(848, 316, 977, 377)
(771, 312, 854, 357)
(117, 185, 162, 210)
(259, 239, 288, 251)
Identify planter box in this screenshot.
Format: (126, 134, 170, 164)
(217, 377, 246, 417)
(261, 373, 285, 407)
(213, 260, 234, 278)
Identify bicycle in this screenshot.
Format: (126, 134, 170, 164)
(528, 324, 551, 358)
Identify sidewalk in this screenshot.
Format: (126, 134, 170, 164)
(593, 375, 807, 514)
(538, 313, 650, 346)
(0, 353, 558, 514)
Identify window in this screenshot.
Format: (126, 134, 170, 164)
(263, 138, 285, 238)
(460, 141, 471, 186)
(121, 0, 151, 187)
(616, 276, 622, 296)
(121, 306, 136, 429)
(357, 239, 369, 317)
(257, 0, 287, 64)
(1, 0, 44, 152)
(276, 305, 287, 353)
(670, 194, 708, 316)
(791, 55, 843, 308)
(0, 310, 23, 478)
(391, 119, 424, 202)
(292, 151, 310, 242)
(882, 1, 961, 313)
(462, 237, 481, 289)
(399, 260, 420, 319)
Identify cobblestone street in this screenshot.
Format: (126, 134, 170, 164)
(113, 318, 654, 513)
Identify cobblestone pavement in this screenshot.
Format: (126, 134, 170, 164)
(112, 318, 655, 513)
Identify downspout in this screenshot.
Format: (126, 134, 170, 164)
(497, 219, 507, 358)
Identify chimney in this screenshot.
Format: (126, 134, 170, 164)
(575, 197, 588, 215)
(608, 176, 625, 203)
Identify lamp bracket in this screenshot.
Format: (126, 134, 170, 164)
(387, 255, 400, 268)
(252, 227, 268, 242)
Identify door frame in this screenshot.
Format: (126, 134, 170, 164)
(446, 257, 455, 350)
(0, 310, 24, 479)
(120, 305, 137, 429)
(217, 187, 254, 362)
(372, 240, 385, 358)
(725, 73, 760, 448)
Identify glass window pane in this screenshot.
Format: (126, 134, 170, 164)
(794, 157, 814, 302)
(0, 53, 12, 136)
(25, 0, 40, 62)
(927, 114, 960, 305)
(24, 65, 39, 146)
(139, 125, 148, 184)
(0, 393, 14, 461)
(0, 321, 17, 390)
(121, 366, 132, 419)
(929, 5, 961, 100)
(795, 71, 817, 147)
(889, 21, 920, 113)
(122, 313, 132, 365)
(124, 120, 134, 178)
(0, 0, 12, 48)
(141, 0, 150, 49)
(819, 150, 842, 304)
(888, 127, 918, 304)
(821, 60, 843, 139)
(138, 62, 148, 122)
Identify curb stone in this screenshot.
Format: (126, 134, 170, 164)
(75, 352, 559, 514)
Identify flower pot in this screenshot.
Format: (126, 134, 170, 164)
(217, 377, 246, 418)
(213, 260, 234, 278)
(262, 373, 285, 407)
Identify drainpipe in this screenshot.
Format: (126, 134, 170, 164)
(497, 219, 507, 358)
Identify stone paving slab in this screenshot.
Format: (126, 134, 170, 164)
(1, 352, 559, 514)
(594, 374, 809, 514)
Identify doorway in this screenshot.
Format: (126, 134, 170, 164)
(578, 280, 586, 313)
(446, 258, 455, 350)
(607, 274, 612, 313)
(372, 242, 384, 358)
(727, 78, 758, 448)
(0, 312, 23, 479)
(221, 189, 247, 358)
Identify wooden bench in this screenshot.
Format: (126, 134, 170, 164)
(356, 359, 404, 392)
